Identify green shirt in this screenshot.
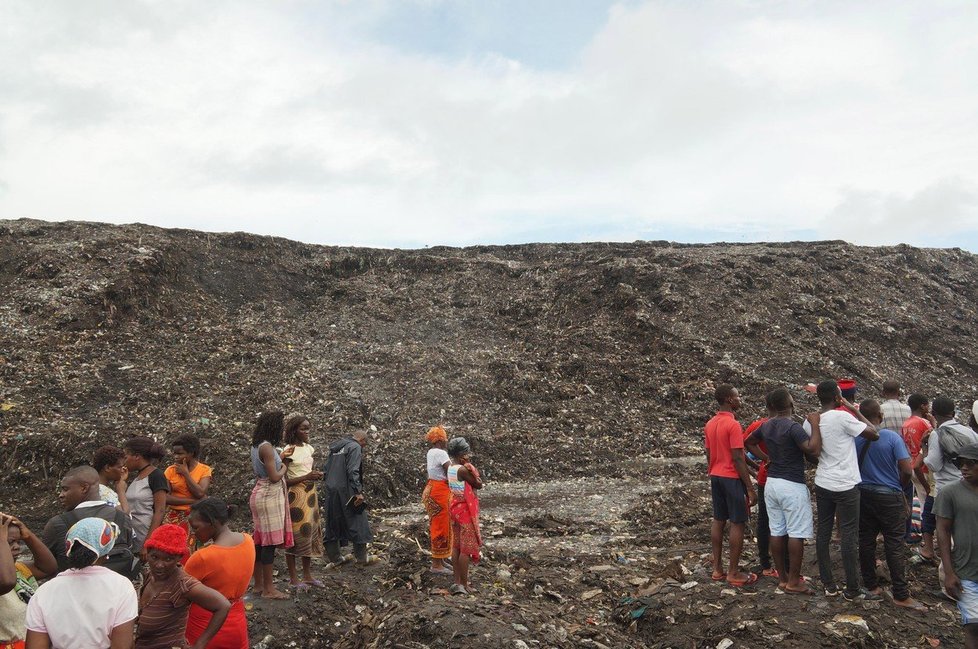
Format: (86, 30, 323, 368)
(934, 479, 978, 582)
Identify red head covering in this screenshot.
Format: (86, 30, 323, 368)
(143, 524, 189, 557)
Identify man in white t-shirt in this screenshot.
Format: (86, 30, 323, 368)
(804, 380, 878, 600)
(26, 517, 138, 649)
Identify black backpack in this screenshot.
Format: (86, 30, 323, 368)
(58, 505, 140, 579)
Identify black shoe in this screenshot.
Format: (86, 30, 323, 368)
(843, 588, 882, 602)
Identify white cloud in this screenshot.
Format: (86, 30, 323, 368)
(0, 0, 976, 247)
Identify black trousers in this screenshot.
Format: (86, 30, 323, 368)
(815, 485, 861, 595)
(858, 487, 910, 601)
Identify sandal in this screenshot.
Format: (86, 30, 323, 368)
(292, 582, 311, 592)
(726, 573, 759, 587)
(304, 579, 326, 588)
(449, 584, 468, 595)
(761, 567, 779, 578)
(430, 566, 454, 575)
(894, 597, 928, 612)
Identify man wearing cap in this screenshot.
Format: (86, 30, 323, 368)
(25, 517, 138, 649)
(935, 443, 978, 648)
(40, 465, 136, 577)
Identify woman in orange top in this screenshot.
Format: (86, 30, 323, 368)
(185, 498, 255, 649)
(164, 434, 212, 552)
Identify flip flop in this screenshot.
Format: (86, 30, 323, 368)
(726, 573, 759, 587)
(711, 572, 726, 582)
(430, 566, 454, 575)
(304, 579, 326, 588)
(292, 582, 311, 593)
(782, 584, 813, 595)
(761, 568, 779, 578)
(894, 598, 929, 612)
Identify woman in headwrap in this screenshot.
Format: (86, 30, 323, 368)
(136, 524, 230, 649)
(421, 426, 452, 574)
(447, 437, 483, 595)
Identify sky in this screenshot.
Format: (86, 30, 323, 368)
(1, 0, 977, 251)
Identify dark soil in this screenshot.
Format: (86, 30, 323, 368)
(1, 218, 976, 647)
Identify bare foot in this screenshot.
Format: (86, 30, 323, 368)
(261, 590, 290, 600)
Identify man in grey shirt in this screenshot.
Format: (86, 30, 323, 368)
(926, 398, 978, 495)
(935, 443, 978, 648)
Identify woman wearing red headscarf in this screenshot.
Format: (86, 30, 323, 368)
(136, 524, 230, 649)
(422, 426, 453, 574)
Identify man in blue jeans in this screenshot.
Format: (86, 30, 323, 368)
(856, 400, 926, 610)
(805, 380, 878, 600)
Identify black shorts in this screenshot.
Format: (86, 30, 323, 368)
(711, 476, 749, 524)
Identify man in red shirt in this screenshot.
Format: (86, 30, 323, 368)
(705, 384, 758, 586)
(904, 393, 937, 561)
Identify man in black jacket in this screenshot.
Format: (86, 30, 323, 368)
(40, 465, 137, 578)
(321, 431, 375, 566)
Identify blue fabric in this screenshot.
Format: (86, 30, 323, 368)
(66, 517, 119, 558)
(856, 428, 910, 492)
(251, 442, 282, 478)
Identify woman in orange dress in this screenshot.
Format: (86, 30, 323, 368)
(421, 426, 452, 574)
(164, 434, 212, 553)
(185, 498, 255, 649)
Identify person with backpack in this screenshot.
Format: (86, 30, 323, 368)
(925, 398, 978, 496)
(40, 466, 138, 579)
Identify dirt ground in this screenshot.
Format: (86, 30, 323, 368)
(2, 219, 978, 647)
(241, 455, 962, 648)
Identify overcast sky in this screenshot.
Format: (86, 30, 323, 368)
(1, 1, 977, 250)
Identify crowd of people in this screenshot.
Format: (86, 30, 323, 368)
(706, 379, 978, 647)
(0, 412, 484, 648)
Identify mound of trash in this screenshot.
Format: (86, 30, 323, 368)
(1, 218, 977, 515)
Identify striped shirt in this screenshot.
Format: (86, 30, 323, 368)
(881, 399, 911, 434)
(136, 569, 200, 649)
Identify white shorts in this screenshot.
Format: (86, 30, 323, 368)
(958, 579, 978, 625)
(765, 477, 814, 539)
